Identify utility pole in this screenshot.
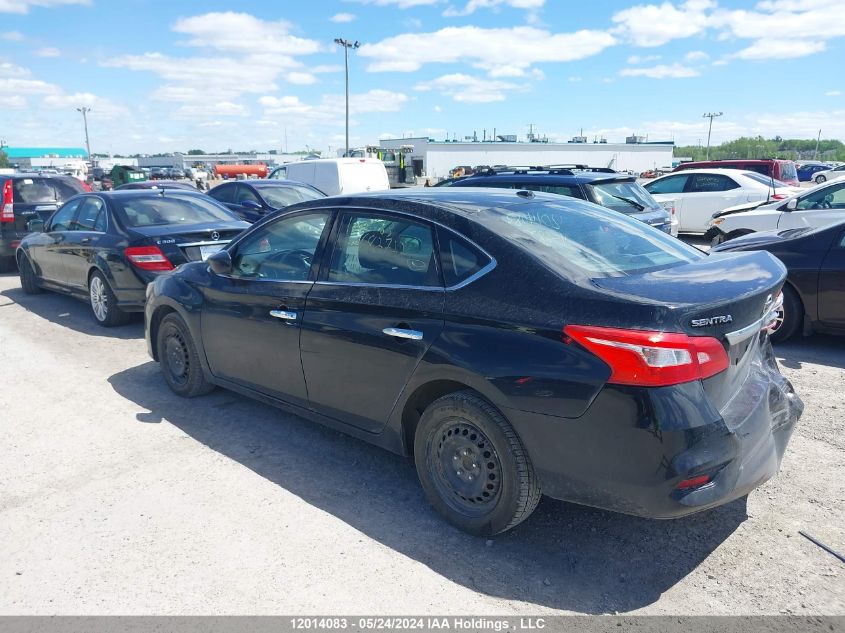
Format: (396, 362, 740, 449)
(334, 38, 360, 158)
(77, 107, 92, 163)
(702, 112, 723, 160)
(814, 129, 821, 160)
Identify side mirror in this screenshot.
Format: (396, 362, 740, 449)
(207, 249, 232, 275)
(786, 198, 798, 211)
(241, 200, 262, 210)
(27, 218, 45, 233)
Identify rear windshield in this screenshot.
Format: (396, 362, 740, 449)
(254, 184, 324, 208)
(487, 199, 703, 277)
(12, 178, 57, 203)
(778, 161, 798, 181)
(742, 172, 790, 188)
(113, 195, 237, 227)
(589, 181, 661, 214)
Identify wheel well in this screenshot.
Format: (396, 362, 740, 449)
(401, 380, 473, 456)
(148, 305, 177, 361)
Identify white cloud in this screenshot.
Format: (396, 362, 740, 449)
(360, 26, 615, 74)
(619, 63, 700, 78)
(0, 30, 24, 41)
(415, 73, 524, 102)
(35, 46, 60, 57)
(684, 50, 709, 61)
(259, 89, 409, 123)
(286, 71, 318, 85)
(627, 54, 661, 64)
(330, 12, 356, 22)
(826, 90, 842, 97)
(0, 0, 88, 14)
(42, 91, 127, 117)
(443, 0, 545, 17)
(612, 0, 715, 47)
(350, 0, 440, 7)
(732, 39, 825, 59)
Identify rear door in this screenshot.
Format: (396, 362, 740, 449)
(682, 174, 744, 232)
(300, 209, 445, 432)
(200, 210, 332, 405)
(817, 229, 845, 328)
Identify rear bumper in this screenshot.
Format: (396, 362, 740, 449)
(506, 335, 802, 519)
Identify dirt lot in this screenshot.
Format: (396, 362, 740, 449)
(0, 270, 842, 615)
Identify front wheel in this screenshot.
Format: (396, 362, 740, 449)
(815, 175, 827, 184)
(89, 271, 131, 327)
(414, 390, 541, 536)
(156, 313, 215, 397)
(18, 256, 42, 294)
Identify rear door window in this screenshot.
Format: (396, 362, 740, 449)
(437, 228, 491, 287)
(687, 174, 740, 192)
(74, 197, 106, 231)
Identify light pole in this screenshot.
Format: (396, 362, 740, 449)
(334, 38, 360, 158)
(814, 129, 821, 160)
(702, 112, 723, 160)
(77, 106, 92, 163)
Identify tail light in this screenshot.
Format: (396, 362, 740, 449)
(124, 246, 174, 271)
(564, 325, 730, 387)
(1, 180, 13, 223)
(676, 474, 711, 490)
(771, 193, 787, 200)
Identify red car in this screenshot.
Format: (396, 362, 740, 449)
(673, 159, 799, 187)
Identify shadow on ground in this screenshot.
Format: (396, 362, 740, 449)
(109, 361, 747, 613)
(775, 334, 845, 371)
(1, 286, 143, 339)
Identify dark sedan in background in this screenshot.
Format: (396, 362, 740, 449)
(116, 180, 198, 191)
(713, 221, 845, 341)
(207, 179, 325, 222)
(145, 189, 802, 535)
(16, 190, 249, 326)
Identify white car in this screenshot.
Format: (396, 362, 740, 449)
(706, 179, 845, 245)
(643, 168, 799, 233)
(811, 164, 845, 184)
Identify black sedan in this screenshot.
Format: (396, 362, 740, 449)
(16, 191, 249, 326)
(116, 180, 197, 191)
(712, 221, 845, 342)
(207, 179, 325, 222)
(145, 189, 802, 535)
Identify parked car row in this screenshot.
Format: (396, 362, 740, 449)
(8, 183, 811, 535)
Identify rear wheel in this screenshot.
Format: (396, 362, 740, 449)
(88, 271, 131, 327)
(770, 285, 802, 343)
(18, 256, 42, 294)
(414, 390, 541, 536)
(815, 175, 827, 184)
(156, 313, 214, 397)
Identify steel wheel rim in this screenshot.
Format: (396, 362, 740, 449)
(89, 277, 108, 321)
(164, 329, 190, 386)
(430, 419, 502, 516)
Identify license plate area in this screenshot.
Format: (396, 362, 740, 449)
(200, 244, 225, 260)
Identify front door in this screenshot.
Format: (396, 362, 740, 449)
(61, 196, 109, 291)
(300, 210, 445, 433)
(778, 182, 845, 230)
(200, 210, 332, 406)
(30, 199, 82, 285)
(818, 229, 845, 328)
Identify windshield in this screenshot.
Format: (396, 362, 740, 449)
(742, 172, 790, 188)
(486, 199, 703, 277)
(114, 195, 237, 227)
(589, 181, 660, 214)
(255, 184, 324, 208)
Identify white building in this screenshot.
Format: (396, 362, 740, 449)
(378, 137, 675, 179)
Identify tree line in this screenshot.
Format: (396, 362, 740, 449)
(675, 136, 845, 162)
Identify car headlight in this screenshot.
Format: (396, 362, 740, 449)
(710, 217, 725, 226)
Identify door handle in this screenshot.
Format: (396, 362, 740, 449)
(80, 237, 92, 244)
(383, 327, 423, 341)
(269, 309, 297, 320)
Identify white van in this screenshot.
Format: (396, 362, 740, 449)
(284, 158, 389, 196)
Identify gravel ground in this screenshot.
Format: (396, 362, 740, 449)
(0, 270, 842, 616)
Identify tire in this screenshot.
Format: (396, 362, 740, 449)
(815, 175, 827, 184)
(414, 390, 541, 536)
(769, 285, 802, 344)
(88, 270, 131, 327)
(18, 255, 42, 294)
(156, 313, 215, 397)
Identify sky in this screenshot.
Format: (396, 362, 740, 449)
(0, 0, 843, 155)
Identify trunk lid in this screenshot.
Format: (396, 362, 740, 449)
(592, 251, 786, 409)
(130, 221, 248, 265)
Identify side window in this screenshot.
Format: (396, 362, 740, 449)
(645, 175, 688, 194)
(797, 184, 845, 210)
(208, 184, 235, 204)
(48, 199, 81, 232)
(52, 178, 85, 202)
(522, 184, 581, 198)
(231, 212, 329, 281)
(327, 212, 440, 287)
(74, 197, 106, 231)
(236, 185, 261, 205)
(745, 164, 770, 176)
(688, 174, 738, 192)
(437, 228, 492, 287)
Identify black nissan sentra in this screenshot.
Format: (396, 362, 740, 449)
(144, 189, 803, 535)
(16, 190, 249, 326)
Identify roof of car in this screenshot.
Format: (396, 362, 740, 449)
(653, 168, 757, 178)
(454, 170, 632, 185)
(90, 189, 207, 199)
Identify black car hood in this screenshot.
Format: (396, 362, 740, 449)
(711, 228, 804, 252)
